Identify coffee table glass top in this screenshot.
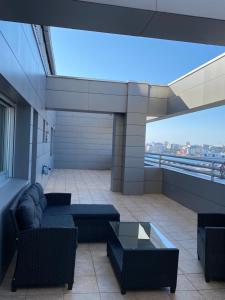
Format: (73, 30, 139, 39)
(110, 222, 176, 250)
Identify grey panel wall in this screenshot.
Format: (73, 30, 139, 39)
(163, 169, 225, 213)
(46, 76, 127, 113)
(111, 114, 125, 192)
(144, 167, 162, 194)
(0, 21, 55, 186)
(111, 84, 148, 195)
(54, 111, 113, 170)
(0, 21, 55, 282)
(122, 83, 148, 195)
(35, 112, 55, 185)
(14, 103, 32, 180)
(46, 76, 169, 118)
(0, 21, 46, 110)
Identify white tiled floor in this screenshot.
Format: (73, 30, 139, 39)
(2, 169, 225, 300)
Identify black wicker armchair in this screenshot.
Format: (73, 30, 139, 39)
(10, 184, 78, 292)
(197, 213, 225, 282)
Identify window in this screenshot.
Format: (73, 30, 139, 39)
(0, 97, 15, 184)
(50, 127, 54, 156)
(43, 120, 49, 143)
(0, 104, 6, 172)
(43, 120, 46, 142)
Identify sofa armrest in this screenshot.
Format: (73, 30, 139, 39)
(18, 227, 78, 256)
(202, 227, 225, 281)
(45, 193, 71, 205)
(204, 227, 225, 272)
(15, 227, 77, 285)
(198, 213, 225, 228)
(205, 227, 225, 250)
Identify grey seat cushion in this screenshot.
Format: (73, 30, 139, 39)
(44, 204, 120, 220)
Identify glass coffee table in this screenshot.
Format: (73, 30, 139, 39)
(107, 222, 179, 294)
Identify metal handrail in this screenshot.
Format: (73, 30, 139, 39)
(144, 152, 225, 182)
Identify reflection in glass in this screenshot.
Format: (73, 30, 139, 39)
(111, 222, 176, 250)
(0, 104, 6, 172)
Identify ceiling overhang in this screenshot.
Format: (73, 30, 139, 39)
(1, 0, 225, 45)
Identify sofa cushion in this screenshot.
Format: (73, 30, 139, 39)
(28, 185, 43, 220)
(16, 194, 41, 230)
(39, 196, 47, 212)
(44, 204, 120, 220)
(41, 215, 75, 229)
(33, 183, 47, 211)
(198, 226, 206, 242)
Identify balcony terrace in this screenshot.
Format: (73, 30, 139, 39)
(1, 170, 225, 300)
(1, 3, 225, 298)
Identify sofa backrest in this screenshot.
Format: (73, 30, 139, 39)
(34, 183, 47, 211)
(10, 183, 47, 235)
(9, 184, 31, 236)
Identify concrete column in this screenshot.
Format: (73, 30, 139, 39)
(122, 83, 148, 195)
(111, 113, 125, 192)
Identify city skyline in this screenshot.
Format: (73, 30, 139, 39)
(147, 140, 225, 148)
(146, 104, 225, 146)
(146, 140, 225, 159)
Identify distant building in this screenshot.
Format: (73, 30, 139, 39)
(189, 145, 203, 156)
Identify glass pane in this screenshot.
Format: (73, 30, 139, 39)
(110, 222, 176, 250)
(0, 104, 6, 172)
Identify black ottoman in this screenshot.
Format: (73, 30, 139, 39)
(44, 204, 120, 242)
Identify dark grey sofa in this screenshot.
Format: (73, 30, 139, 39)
(10, 183, 120, 291)
(197, 213, 225, 282)
(10, 183, 77, 292)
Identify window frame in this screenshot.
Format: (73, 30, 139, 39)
(50, 126, 54, 156)
(43, 120, 49, 143)
(0, 95, 15, 185)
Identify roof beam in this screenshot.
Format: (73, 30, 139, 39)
(1, 0, 225, 45)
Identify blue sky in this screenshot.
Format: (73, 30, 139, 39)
(50, 27, 225, 145)
(146, 105, 225, 146)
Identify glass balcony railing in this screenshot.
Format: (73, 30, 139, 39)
(145, 152, 225, 183)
